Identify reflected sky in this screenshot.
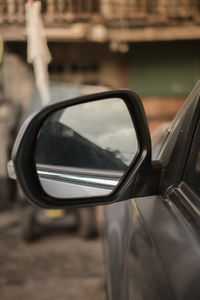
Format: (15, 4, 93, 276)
(59, 98, 138, 164)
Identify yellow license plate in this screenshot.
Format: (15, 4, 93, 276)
(44, 209, 65, 218)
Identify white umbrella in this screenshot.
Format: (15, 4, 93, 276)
(26, 0, 51, 106)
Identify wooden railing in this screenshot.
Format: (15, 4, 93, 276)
(101, 0, 199, 20)
(0, 0, 100, 24)
(0, 0, 25, 24)
(0, 0, 199, 25)
(42, 0, 100, 23)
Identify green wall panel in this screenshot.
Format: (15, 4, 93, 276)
(130, 42, 200, 98)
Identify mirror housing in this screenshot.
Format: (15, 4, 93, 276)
(11, 90, 152, 208)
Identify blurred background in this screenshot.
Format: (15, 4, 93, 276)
(0, 0, 200, 299)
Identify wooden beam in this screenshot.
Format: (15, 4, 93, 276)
(0, 26, 26, 41)
(108, 25, 200, 42)
(2, 24, 200, 42)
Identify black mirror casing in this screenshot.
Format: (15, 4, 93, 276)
(12, 90, 152, 209)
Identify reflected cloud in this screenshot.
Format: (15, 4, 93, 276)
(60, 98, 138, 164)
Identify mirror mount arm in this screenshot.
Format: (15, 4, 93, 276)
(132, 166, 162, 198)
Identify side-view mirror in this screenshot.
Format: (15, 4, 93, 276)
(10, 90, 154, 208)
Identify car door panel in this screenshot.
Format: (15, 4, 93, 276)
(105, 194, 200, 300)
(104, 197, 173, 300)
(137, 196, 200, 300)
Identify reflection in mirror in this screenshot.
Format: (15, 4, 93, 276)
(35, 98, 138, 199)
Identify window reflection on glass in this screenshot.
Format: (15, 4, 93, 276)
(35, 98, 138, 198)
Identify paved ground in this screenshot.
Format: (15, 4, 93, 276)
(0, 209, 106, 300)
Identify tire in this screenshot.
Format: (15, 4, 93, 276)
(21, 206, 41, 242)
(76, 207, 98, 239)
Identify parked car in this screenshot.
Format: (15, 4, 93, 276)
(8, 82, 200, 300)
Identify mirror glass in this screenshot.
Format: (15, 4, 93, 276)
(35, 98, 138, 199)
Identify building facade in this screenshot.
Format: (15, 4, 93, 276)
(1, 0, 200, 131)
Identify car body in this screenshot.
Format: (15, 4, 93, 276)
(8, 82, 200, 299)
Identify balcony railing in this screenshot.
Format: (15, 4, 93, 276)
(0, 0, 199, 26)
(0, 0, 100, 24)
(102, 0, 199, 21)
